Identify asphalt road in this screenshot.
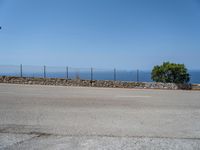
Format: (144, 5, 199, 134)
(0, 83, 200, 149)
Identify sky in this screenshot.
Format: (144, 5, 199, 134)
(0, 0, 200, 70)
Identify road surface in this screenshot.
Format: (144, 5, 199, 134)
(0, 83, 200, 149)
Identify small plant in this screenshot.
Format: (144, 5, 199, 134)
(151, 62, 190, 84)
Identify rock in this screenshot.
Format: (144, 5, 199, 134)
(28, 81, 32, 84)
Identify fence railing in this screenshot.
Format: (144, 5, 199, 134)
(0, 65, 200, 83)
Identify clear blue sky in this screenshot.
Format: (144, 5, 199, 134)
(0, 0, 200, 70)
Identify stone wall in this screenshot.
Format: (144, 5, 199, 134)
(0, 76, 193, 90)
(192, 84, 200, 90)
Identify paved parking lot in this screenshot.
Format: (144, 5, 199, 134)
(0, 83, 200, 149)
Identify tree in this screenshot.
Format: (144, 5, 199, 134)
(151, 62, 190, 84)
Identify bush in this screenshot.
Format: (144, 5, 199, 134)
(151, 62, 190, 84)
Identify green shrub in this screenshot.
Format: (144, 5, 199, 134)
(151, 62, 190, 84)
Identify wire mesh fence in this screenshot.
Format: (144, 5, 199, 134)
(0, 65, 200, 83)
(22, 65, 44, 78)
(0, 65, 20, 77)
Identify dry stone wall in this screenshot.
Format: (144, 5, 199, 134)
(0, 76, 193, 90)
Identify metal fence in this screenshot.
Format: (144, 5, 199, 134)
(0, 64, 200, 83)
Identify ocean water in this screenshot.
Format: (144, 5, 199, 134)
(0, 68, 200, 84)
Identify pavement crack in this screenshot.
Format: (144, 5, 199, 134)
(30, 132, 52, 137)
(1, 130, 200, 141)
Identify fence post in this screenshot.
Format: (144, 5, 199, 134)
(91, 67, 93, 81)
(20, 64, 23, 77)
(76, 69, 80, 80)
(44, 65, 46, 78)
(66, 66, 69, 79)
(114, 68, 116, 81)
(137, 69, 139, 82)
